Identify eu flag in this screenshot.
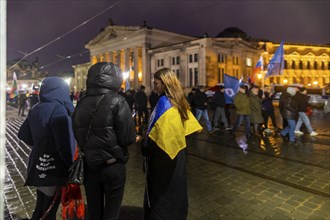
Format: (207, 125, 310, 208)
(266, 42, 284, 78)
(224, 74, 242, 104)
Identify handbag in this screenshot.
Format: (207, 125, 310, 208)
(67, 151, 84, 184)
(306, 106, 313, 117)
(67, 94, 106, 185)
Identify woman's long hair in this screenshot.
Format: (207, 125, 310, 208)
(154, 68, 190, 121)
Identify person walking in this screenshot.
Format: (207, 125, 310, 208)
(194, 87, 216, 133)
(124, 89, 135, 112)
(18, 77, 76, 220)
(72, 62, 136, 220)
(262, 86, 278, 132)
(18, 90, 27, 116)
(231, 85, 251, 140)
(212, 85, 230, 130)
(142, 68, 202, 220)
(249, 86, 264, 137)
(280, 87, 298, 144)
(294, 87, 318, 136)
(136, 85, 149, 126)
(187, 88, 196, 116)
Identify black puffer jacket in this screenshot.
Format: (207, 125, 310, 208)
(73, 62, 136, 170)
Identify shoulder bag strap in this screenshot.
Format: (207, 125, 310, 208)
(76, 94, 106, 153)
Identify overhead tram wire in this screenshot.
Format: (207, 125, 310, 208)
(9, 0, 123, 70)
(40, 50, 89, 69)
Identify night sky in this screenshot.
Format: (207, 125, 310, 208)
(7, 0, 330, 75)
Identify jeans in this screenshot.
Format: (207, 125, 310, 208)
(213, 106, 229, 128)
(84, 162, 126, 220)
(281, 119, 296, 142)
(295, 112, 313, 133)
(232, 115, 250, 138)
(195, 108, 213, 131)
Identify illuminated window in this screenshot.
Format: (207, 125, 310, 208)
(246, 58, 252, 67)
(218, 54, 226, 63)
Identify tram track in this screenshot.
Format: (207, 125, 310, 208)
(186, 134, 330, 198)
(189, 133, 330, 170)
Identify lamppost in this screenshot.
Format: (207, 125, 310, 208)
(257, 73, 263, 87)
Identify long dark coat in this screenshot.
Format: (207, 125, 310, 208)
(143, 139, 188, 220)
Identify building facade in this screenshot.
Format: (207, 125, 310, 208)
(73, 23, 330, 93)
(6, 58, 46, 91)
(259, 42, 330, 87)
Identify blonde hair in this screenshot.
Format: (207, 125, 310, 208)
(154, 68, 190, 121)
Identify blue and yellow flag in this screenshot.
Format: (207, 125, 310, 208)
(147, 95, 202, 159)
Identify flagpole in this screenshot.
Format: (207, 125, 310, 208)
(262, 70, 265, 96)
(279, 42, 283, 75)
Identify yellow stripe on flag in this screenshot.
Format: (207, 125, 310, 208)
(148, 108, 202, 159)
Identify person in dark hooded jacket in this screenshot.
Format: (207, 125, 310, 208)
(280, 87, 298, 143)
(18, 77, 76, 220)
(72, 62, 136, 220)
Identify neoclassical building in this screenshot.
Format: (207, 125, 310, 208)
(73, 23, 330, 93)
(258, 42, 330, 87)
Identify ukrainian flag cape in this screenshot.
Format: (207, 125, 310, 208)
(147, 95, 202, 159)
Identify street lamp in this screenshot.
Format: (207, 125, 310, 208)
(64, 78, 71, 86)
(122, 71, 129, 80)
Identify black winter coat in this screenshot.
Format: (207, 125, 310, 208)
(194, 90, 208, 110)
(280, 94, 298, 120)
(72, 62, 136, 170)
(212, 90, 226, 107)
(294, 92, 310, 112)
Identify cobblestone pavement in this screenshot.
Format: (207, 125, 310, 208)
(4, 105, 330, 220)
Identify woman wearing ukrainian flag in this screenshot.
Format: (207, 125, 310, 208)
(142, 68, 202, 220)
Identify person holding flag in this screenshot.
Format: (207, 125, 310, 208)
(142, 68, 202, 220)
(265, 42, 284, 78)
(224, 74, 242, 104)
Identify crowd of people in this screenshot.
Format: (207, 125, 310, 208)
(17, 63, 202, 220)
(186, 83, 321, 145)
(16, 60, 328, 220)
